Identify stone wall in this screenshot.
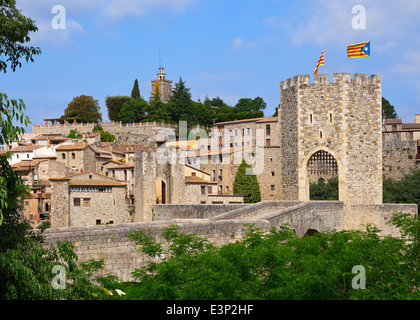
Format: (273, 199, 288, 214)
(382, 139, 419, 180)
(345, 203, 418, 235)
(43, 219, 270, 282)
(153, 204, 248, 221)
(42, 200, 416, 282)
(32, 122, 177, 145)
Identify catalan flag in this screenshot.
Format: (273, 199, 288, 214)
(313, 50, 325, 75)
(347, 41, 370, 58)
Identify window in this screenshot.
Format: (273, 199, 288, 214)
(16, 154, 19, 159)
(208, 186, 212, 194)
(271, 185, 276, 191)
(266, 124, 271, 135)
(269, 157, 273, 162)
(271, 171, 275, 176)
(266, 139, 271, 146)
(74, 198, 81, 206)
(83, 198, 91, 207)
(191, 172, 196, 177)
(96, 219, 101, 225)
(72, 153, 76, 159)
(310, 114, 313, 124)
(201, 186, 206, 195)
(62, 153, 66, 159)
(27, 154, 30, 158)
(329, 113, 333, 123)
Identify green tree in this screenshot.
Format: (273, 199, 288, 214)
(145, 87, 170, 122)
(116, 213, 420, 300)
(233, 159, 261, 203)
(105, 95, 132, 122)
(67, 129, 82, 139)
(118, 98, 147, 123)
(382, 97, 398, 119)
(63, 95, 102, 123)
(191, 101, 213, 126)
(0, 2, 119, 299)
(234, 97, 266, 113)
(0, 0, 41, 73)
(98, 130, 115, 142)
(131, 79, 141, 100)
(310, 176, 339, 200)
(168, 77, 194, 122)
(383, 170, 420, 208)
(92, 123, 115, 142)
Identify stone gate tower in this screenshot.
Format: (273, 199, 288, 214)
(278, 73, 383, 228)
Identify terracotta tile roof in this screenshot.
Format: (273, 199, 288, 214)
(185, 176, 208, 183)
(55, 143, 89, 151)
(402, 123, 420, 130)
(11, 159, 48, 169)
(385, 119, 402, 124)
(69, 179, 126, 187)
(10, 145, 44, 152)
(106, 164, 134, 170)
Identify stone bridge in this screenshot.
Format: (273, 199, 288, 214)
(43, 201, 346, 281)
(43, 200, 416, 282)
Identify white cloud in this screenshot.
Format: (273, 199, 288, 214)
(232, 37, 258, 50)
(16, 0, 199, 46)
(393, 50, 420, 75)
(289, 0, 420, 47)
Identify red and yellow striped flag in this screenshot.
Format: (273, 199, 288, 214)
(313, 50, 324, 75)
(347, 41, 370, 58)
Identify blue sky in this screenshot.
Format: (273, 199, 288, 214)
(2, 0, 420, 132)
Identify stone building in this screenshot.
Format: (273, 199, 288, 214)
(382, 114, 420, 179)
(50, 171, 131, 228)
(151, 66, 173, 103)
(199, 116, 282, 201)
(12, 158, 71, 225)
(55, 143, 96, 173)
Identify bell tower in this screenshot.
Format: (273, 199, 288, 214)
(151, 66, 173, 103)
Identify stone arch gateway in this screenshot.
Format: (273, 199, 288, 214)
(279, 73, 383, 229)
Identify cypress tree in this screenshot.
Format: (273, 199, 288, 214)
(233, 160, 261, 203)
(131, 79, 141, 100)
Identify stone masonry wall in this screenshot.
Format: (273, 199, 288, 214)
(382, 139, 419, 180)
(32, 122, 177, 145)
(153, 204, 248, 220)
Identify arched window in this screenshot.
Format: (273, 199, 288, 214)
(62, 153, 66, 160)
(72, 152, 76, 159)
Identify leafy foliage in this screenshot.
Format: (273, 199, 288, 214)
(0, 0, 41, 73)
(117, 214, 420, 300)
(67, 129, 82, 139)
(382, 97, 398, 120)
(233, 159, 261, 203)
(131, 79, 141, 100)
(0, 2, 120, 299)
(118, 98, 147, 123)
(383, 169, 420, 208)
(63, 95, 102, 123)
(105, 95, 132, 122)
(310, 176, 339, 200)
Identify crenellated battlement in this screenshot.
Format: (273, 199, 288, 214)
(280, 73, 381, 91)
